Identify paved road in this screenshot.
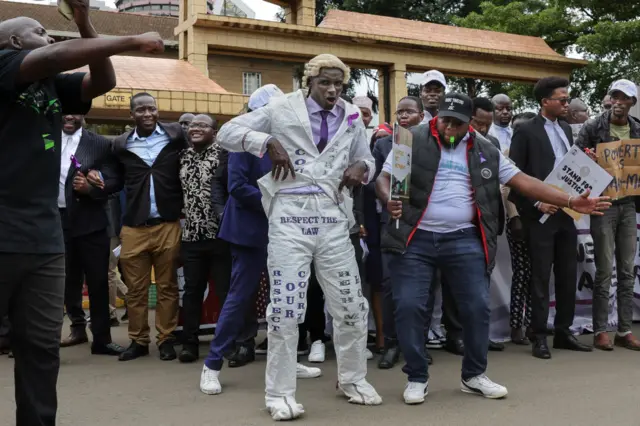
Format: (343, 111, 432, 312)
(1, 319, 639, 426)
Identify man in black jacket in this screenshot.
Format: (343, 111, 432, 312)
(99, 92, 187, 362)
(576, 79, 640, 351)
(509, 77, 593, 359)
(58, 114, 124, 356)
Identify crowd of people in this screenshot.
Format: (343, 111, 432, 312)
(0, 2, 638, 425)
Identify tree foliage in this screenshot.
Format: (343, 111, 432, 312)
(456, 0, 640, 109)
(308, 0, 639, 111)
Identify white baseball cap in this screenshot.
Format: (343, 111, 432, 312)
(248, 84, 284, 110)
(608, 79, 638, 99)
(420, 70, 447, 90)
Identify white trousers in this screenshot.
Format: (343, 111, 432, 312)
(265, 194, 369, 399)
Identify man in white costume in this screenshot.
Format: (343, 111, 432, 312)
(212, 54, 381, 420)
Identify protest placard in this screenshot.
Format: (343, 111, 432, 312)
(596, 139, 640, 198)
(540, 145, 612, 224)
(391, 123, 412, 200)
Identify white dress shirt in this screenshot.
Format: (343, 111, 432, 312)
(58, 127, 83, 208)
(542, 116, 570, 169)
(488, 124, 513, 152)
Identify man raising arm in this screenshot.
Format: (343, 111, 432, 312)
(0, 4, 164, 426)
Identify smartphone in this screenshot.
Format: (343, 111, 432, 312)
(58, 0, 74, 20)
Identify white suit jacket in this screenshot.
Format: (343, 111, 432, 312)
(216, 90, 375, 226)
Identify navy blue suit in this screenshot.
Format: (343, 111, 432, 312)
(204, 151, 271, 370)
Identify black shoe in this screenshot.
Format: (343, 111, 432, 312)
(532, 337, 551, 359)
(92, 342, 126, 356)
(110, 317, 120, 327)
(378, 345, 400, 369)
(553, 333, 593, 352)
(489, 340, 505, 351)
(118, 341, 149, 361)
(426, 349, 433, 365)
(159, 341, 177, 361)
(444, 338, 464, 356)
(228, 344, 255, 368)
(256, 338, 268, 355)
(120, 309, 128, 323)
(179, 344, 199, 363)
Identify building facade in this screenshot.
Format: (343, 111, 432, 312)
(115, 0, 254, 18)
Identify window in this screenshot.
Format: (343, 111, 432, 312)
(242, 72, 262, 96)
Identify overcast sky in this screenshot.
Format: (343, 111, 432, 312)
(242, 0, 280, 20)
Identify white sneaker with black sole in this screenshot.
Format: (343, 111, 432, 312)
(403, 381, 428, 405)
(426, 330, 444, 349)
(461, 374, 508, 399)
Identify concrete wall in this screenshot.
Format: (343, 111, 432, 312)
(208, 54, 300, 95)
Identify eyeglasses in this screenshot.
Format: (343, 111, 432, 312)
(548, 97, 570, 105)
(394, 109, 420, 116)
(188, 122, 214, 129)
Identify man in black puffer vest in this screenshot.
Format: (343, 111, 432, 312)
(376, 92, 611, 405)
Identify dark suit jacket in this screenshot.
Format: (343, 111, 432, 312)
(62, 129, 119, 238)
(217, 152, 272, 248)
(509, 113, 573, 220)
(111, 122, 186, 226)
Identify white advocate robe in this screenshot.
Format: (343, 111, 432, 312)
(216, 90, 375, 228)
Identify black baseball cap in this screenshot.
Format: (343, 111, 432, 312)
(438, 92, 473, 123)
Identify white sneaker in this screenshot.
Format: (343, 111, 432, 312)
(296, 363, 322, 379)
(199, 365, 222, 395)
(266, 396, 304, 421)
(308, 340, 325, 363)
(461, 374, 508, 399)
(403, 381, 428, 405)
(338, 379, 382, 405)
(365, 348, 374, 360)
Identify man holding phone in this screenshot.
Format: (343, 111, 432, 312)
(0, 2, 164, 424)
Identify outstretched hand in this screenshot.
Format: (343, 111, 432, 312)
(266, 138, 295, 181)
(570, 189, 611, 215)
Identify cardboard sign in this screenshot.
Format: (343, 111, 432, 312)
(540, 145, 612, 223)
(597, 139, 640, 198)
(391, 123, 412, 200)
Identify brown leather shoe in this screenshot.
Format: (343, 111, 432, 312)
(594, 333, 613, 351)
(60, 331, 88, 348)
(614, 333, 640, 351)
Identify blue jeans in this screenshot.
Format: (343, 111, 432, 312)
(390, 228, 490, 382)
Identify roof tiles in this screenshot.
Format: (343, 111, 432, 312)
(319, 9, 562, 59)
(71, 55, 228, 94)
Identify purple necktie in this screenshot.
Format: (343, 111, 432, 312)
(317, 110, 330, 153)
